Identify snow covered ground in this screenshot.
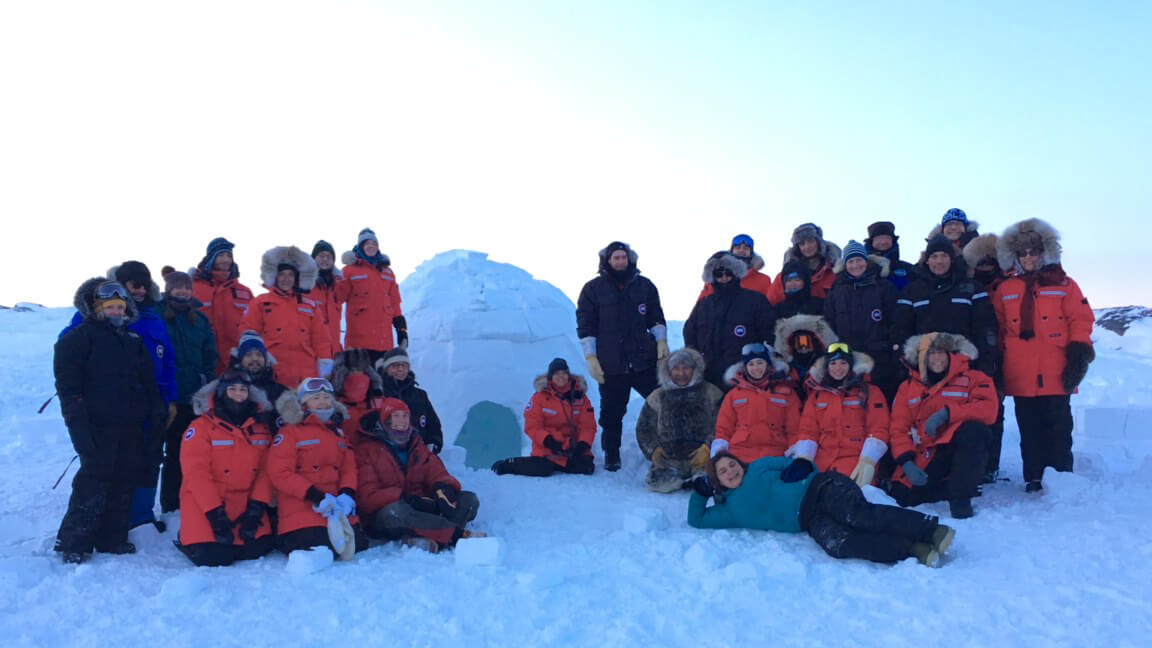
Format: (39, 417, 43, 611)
(1, 255, 1151, 648)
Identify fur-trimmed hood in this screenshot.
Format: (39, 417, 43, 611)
(832, 253, 891, 278)
(721, 353, 791, 387)
(926, 220, 980, 243)
(997, 218, 1062, 271)
(261, 246, 318, 292)
(773, 314, 839, 361)
(807, 351, 875, 384)
(73, 276, 141, 323)
(902, 332, 978, 373)
(533, 374, 589, 394)
(701, 251, 748, 283)
(782, 240, 842, 269)
(331, 349, 384, 394)
(657, 347, 706, 390)
(274, 390, 350, 426)
(962, 234, 999, 273)
(341, 249, 392, 268)
(106, 265, 161, 303)
(737, 253, 765, 273)
(191, 379, 272, 416)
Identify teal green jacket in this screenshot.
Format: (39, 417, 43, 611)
(153, 301, 218, 404)
(687, 456, 815, 533)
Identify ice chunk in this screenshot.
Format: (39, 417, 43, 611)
(285, 547, 334, 575)
(622, 506, 669, 534)
(454, 536, 504, 566)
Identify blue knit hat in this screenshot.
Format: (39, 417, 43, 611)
(842, 240, 868, 262)
(235, 331, 267, 361)
(942, 208, 968, 227)
(199, 237, 236, 274)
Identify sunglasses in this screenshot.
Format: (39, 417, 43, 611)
(827, 342, 851, 355)
(741, 343, 768, 355)
(1016, 248, 1042, 258)
(96, 281, 129, 300)
(713, 269, 734, 279)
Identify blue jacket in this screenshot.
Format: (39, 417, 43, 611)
(687, 456, 816, 533)
(62, 304, 178, 405)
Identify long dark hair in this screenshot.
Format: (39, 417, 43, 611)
(706, 451, 747, 502)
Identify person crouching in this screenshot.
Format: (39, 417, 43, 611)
(356, 398, 481, 553)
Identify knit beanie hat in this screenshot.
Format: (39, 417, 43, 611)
(311, 240, 335, 259)
(163, 270, 193, 293)
(842, 240, 868, 262)
(357, 228, 378, 246)
(203, 237, 235, 267)
(941, 208, 968, 226)
(547, 357, 570, 379)
(925, 234, 955, 258)
(376, 347, 410, 372)
(867, 221, 896, 239)
(235, 331, 268, 361)
(379, 397, 411, 427)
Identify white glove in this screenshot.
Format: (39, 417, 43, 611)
(849, 457, 877, 487)
(312, 493, 338, 518)
(334, 493, 356, 517)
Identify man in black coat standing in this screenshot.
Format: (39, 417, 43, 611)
(53, 278, 165, 564)
(577, 242, 669, 471)
(375, 347, 444, 454)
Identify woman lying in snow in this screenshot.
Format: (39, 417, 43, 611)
(687, 452, 955, 567)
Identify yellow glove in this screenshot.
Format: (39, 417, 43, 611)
(656, 339, 670, 361)
(166, 403, 178, 428)
(690, 444, 710, 472)
(585, 355, 605, 384)
(651, 446, 666, 467)
(849, 457, 877, 487)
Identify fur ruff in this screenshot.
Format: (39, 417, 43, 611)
(192, 379, 272, 416)
(807, 352, 875, 383)
(658, 348, 706, 391)
(997, 218, 1062, 271)
(331, 348, 384, 394)
(772, 314, 839, 361)
(73, 276, 140, 323)
(962, 233, 1000, 275)
(701, 252, 749, 283)
(832, 253, 891, 277)
(533, 374, 589, 393)
(721, 354, 791, 386)
(261, 246, 318, 291)
(901, 332, 978, 368)
(926, 220, 980, 242)
(781, 240, 842, 268)
(341, 249, 392, 268)
(274, 390, 350, 425)
(106, 265, 161, 303)
(598, 242, 639, 267)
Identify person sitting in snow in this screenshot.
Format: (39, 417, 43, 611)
(886, 333, 998, 519)
(229, 331, 289, 405)
(355, 398, 482, 553)
(267, 378, 364, 558)
(711, 343, 802, 465)
(689, 452, 956, 567)
(635, 348, 724, 492)
(375, 347, 444, 453)
(491, 358, 597, 477)
(331, 348, 384, 447)
(176, 370, 275, 567)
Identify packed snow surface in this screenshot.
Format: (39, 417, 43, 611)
(1, 252, 1151, 647)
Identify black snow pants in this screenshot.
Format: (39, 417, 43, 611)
(55, 426, 144, 554)
(888, 421, 990, 506)
(491, 455, 595, 476)
(178, 536, 276, 567)
(366, 491, 480, 541)
(160, 403, 197, 513)
(1013, 394, 1073, 482)
(598, 367, 658, 458)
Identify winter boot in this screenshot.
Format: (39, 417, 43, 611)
(401, 536, 440, 553)
(910, 543, 940, 568)
(1025, 480, 1044, 494)
(604, 449, 621, 472)
(61, 551, 89, 565)
(949, 499, 974, 520)
(931, 524, 956, 555)
(644, 464, 686, 493)
(96, 542, 137, 555)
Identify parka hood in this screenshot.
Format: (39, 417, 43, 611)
(832, 254, 891, 278)
(533, 374, 589, 394)
(274, 390, 350, 425)
(722, 354, 791, 387)
(192, 379, 272, 416)
(773, 314, 839, 361)
(807, 351, 875, 383)
(997, 218, 1062, 271)
(962, 234, 1000, 277)
(782, 240, 842, 269)
(331, 348, 384, 394)
(73, 276, 140, 323)
(902, 332, 978, 379)
(657, 347, 706, 390)
(701, 251, 749, 283)
(261, 246, 319, 292)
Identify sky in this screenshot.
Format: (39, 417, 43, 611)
(1, 1, 1149, 320)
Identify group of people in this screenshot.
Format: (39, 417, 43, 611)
(52, 209, 1095, 569)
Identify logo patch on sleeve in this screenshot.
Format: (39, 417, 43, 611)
(184, 428, 195, 441)
(273, 434, 284, 446)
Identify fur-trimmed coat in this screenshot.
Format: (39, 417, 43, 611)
(576, 242, 667, 376)
(773, 314, 839, 390)
(822, 256, 902, 397)
(713, 358, 802, 464)
(635, 348, 724, 460)
(992, 219, 1095, 397)
(337, 250, 403, 352)
(889, 334, 998, 487)
(524, 374, 597, 467)
(698, 253, 774, 301)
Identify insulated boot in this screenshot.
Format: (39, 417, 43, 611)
(644, 464, 685, 493)
(401, 536, 440, 553)
(1025, 480, 1044, 494)
(604, 449, 621, 472)
(61, 551, 89, 565)
(460, 529, 488, 539)
(931, 524, 956, 555)
(949, 499, 974, 520)
(910, 543, 940, 568)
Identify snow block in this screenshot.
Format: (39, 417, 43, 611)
(157, 572, 211, 602)
(622, 507, 669, 534)
(285, 547, 334, 574)
(454, 536, 504, 566)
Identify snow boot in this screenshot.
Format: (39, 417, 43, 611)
(910, 543, 940, 568)
(401, 536, 440, 553)
(931, 524, 956, 555)
(604, 449, 621, 472)
(1025, 480, 1044, 494)
(644, 464, 686, 493)
(96, 542, 137, 555)
(61, 551, 89, 565)
(460, 529, 488, 539)
(949, 499, 974, 520)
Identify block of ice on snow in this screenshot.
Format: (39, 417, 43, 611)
(861, 484, 899, 506)
(285, 547, 334, 574)
(622, 506, 669, 533)
(454, 536, 504, 566)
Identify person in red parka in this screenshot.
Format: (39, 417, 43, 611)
(267, 378, 362, 556)
(886, 333, 998, 519)
(711, 343, 802, 465)
(177, 370, 275, 566)
(993, 218, 1095, 493)
(491, 358, 598, 476)
(309, 240, 344, 357)
(331, 349, 384, 448)
(192, 237, 254, 374)
(241, 246, 332, 390)
(767, 223, 842, 305)
(698, 234, 774, 301)
(337, 228, 406, 363)
(792, 343, 890, 487)
(355, 398, 481, 553)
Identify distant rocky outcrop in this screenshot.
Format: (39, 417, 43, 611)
(1095, 306, 1152, 336)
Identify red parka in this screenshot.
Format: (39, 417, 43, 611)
(178, 384, 274, 547)
(524, 374, 597, 468)
(241, 288, 331, 390)
(714, 361, 802, 464)
(309, 271, 344, 357)
(338, 253, 403, 352)
(795, 353, 890, 478)
(193, 270, 253, 374)
(266, 399, 358, 535)
(889, 337, 998, 487)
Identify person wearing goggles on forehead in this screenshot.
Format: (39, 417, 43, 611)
(791, 343, 890, 489)
(698, 234, 773, 301)
(684, 251, 776, 390)
(267, 377, 364, 558)
(993, 219, 1094, 494)
(711, 342, 801, 467)
(53, 278, 166, 564)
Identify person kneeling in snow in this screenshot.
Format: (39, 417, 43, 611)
(267, 378, 365, 557)
(356, 399, 481, 552)
(886, 333, 998, 519)
(177, 371, 275, 566)
(636, 348, 724, 492)
(689, 452, 955, 567)
(491, 358, 597, 476)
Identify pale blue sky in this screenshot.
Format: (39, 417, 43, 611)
(1, 1, 1148, 317)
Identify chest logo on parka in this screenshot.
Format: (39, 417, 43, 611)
(871, 309, 882, 322)
(273, 434, 284, 446)
(156, 344, 165, 358)
(638, 303, 647, 315)
(734, 325, 747, 337)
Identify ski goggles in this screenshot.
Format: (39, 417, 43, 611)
(741, 342, 769, 356)
(96, 281, 129, 300)
(297, 377, 334, 400)
(790, 332, 815, 354)
(731, 234, 754, 249)
(827, 342, 852, 355)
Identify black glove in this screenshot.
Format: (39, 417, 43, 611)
(1061, 341, 1095, 393)
(403, 494, 439, 514)
(780, 458, 815, 483)
(205, 506, 234, 544)
(567, 441, 591, 458)
(691, 476, 715, 498)
(392, 316, 408, 349)
(235, 500, 267, 544)
(304, 486, 326, 506)
(434, 483, 460, 516)
(543, 436, 564, 454)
